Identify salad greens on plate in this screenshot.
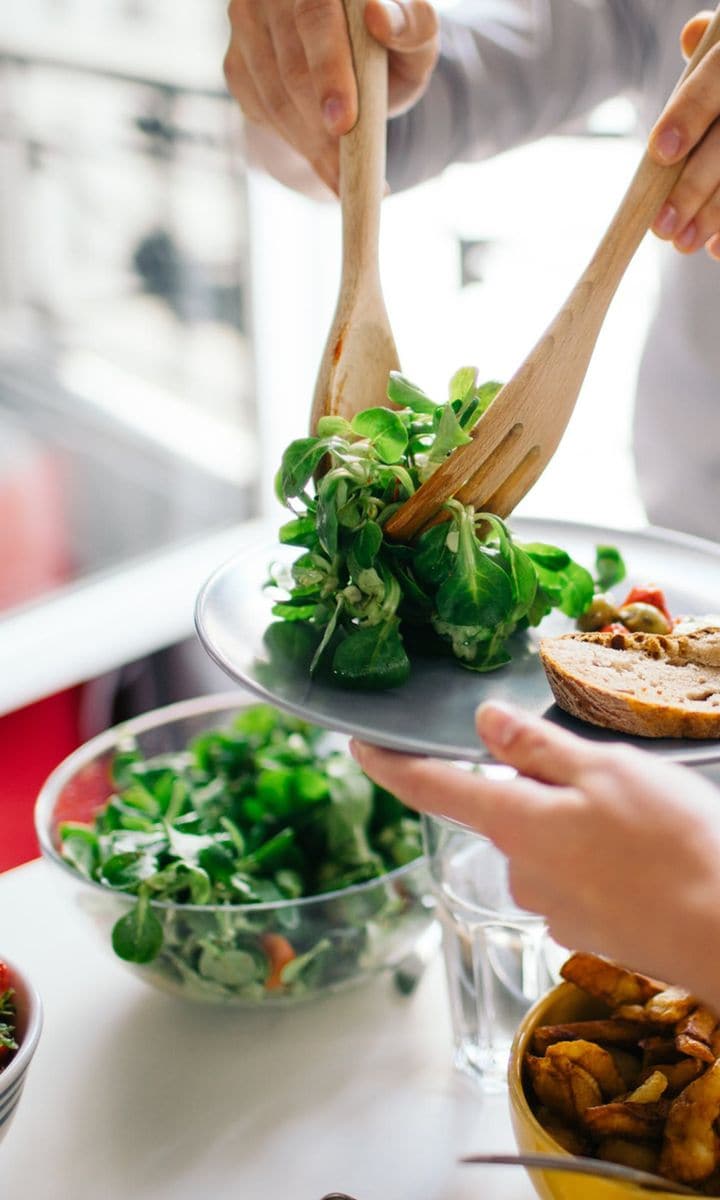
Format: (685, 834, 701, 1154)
(58, 704, 428, 1004)
(271, 368, 626, 689)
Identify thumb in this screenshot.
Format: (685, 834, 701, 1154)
(476, 701, 601, 786)
(681, 11, 713, 59)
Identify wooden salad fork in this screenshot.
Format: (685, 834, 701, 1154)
(310, 0, 400, 430)
(384, 2, 720, 542)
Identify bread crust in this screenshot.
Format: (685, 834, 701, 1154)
(539, 627, 720, 739)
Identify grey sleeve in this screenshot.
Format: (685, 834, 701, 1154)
(386, 0, 659, 191)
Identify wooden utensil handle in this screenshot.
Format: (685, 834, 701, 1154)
(339, 0, 388, 281)
(590, 2, 720, 293)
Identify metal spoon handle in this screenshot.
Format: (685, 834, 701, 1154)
(461, 1152, 700, 1195)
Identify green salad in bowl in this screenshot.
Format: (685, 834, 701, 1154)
(35, 694, 432, 1006)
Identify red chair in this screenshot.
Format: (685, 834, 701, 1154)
(0, 689, 82, 872)
(0, 431, 82, 871)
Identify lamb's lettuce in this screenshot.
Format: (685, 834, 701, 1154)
(271, 367, 607, 689)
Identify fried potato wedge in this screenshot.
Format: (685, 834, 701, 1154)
(616, 988, 698, 1026)
(532, 1019, 650, 1056)
(526, 1053, 602, 1124)
(626, 1070, 668, 1104)
(644, 987, 697, 1025)
(677, 1034, 717, 1064)
(560, 953, 662, 1008)
(675, 1007, 719, 1063)
(615, 1004, 652, 1021)
(659, 1059, 720, 1183)
(547, 1040, 627, 1100)
(679, 1006, 718, 1045)
(645, 1058, 705, 1096)
(583, 1099, 669, 1141)
(596, 1137, 660, 1174)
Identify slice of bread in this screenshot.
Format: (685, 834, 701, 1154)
(539, 627, 720, 738)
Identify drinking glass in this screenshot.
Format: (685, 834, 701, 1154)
(423, 808, 563, 1091)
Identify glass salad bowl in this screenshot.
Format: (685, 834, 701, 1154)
(34, 693, 433, 1007)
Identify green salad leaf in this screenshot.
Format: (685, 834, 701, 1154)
(112, 892, 164, 963)
(271, 367, 616, 689)
(594, 544, 627, 591)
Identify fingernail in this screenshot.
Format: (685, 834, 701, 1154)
(381, 0, 407, 36)
(322, 93, 346, 133)
(707, 235, 720, 261)
(654, 202, 678, 237)
(476, 701, 520, 748)
(653, 125, 682, 162)
(675, 221, 697, 251)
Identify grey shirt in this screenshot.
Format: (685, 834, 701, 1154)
(387, 1, 720, 542)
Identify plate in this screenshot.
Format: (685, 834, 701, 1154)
(195, 517, 720, 766)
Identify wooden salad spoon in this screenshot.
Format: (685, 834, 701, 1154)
(384, 2, 720, 542)
(310, 0, 400, 430)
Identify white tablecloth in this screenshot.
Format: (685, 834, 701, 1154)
(0, 860, 535, 1199)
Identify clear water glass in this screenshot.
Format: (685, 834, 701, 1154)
(423, 809, 562, 1091)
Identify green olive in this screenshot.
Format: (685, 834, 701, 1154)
(617, 602, 671, 634)
(577, 593, 620, 632)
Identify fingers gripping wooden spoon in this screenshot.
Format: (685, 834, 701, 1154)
(385, 3, 720, 542)
(310, 0, 400, 429)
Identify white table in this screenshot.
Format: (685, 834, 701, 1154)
(1, 860, 535, 1200)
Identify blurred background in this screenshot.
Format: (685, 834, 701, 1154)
(0, 0, 655, 867)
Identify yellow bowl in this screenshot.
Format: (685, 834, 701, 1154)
(508, 981, 682, 1200)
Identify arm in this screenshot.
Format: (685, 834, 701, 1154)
(225, 3, 720, 257)
(351, 702, 720, 1010)
(224, 0, 653, 195)
(387, 0, 657, 191)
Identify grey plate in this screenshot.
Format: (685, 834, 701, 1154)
(195, 517, 720, 766)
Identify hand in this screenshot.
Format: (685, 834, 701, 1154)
(649, 11, 720, 260)
(224, 0, 439, 194)
(351, 703, 720, 1004)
